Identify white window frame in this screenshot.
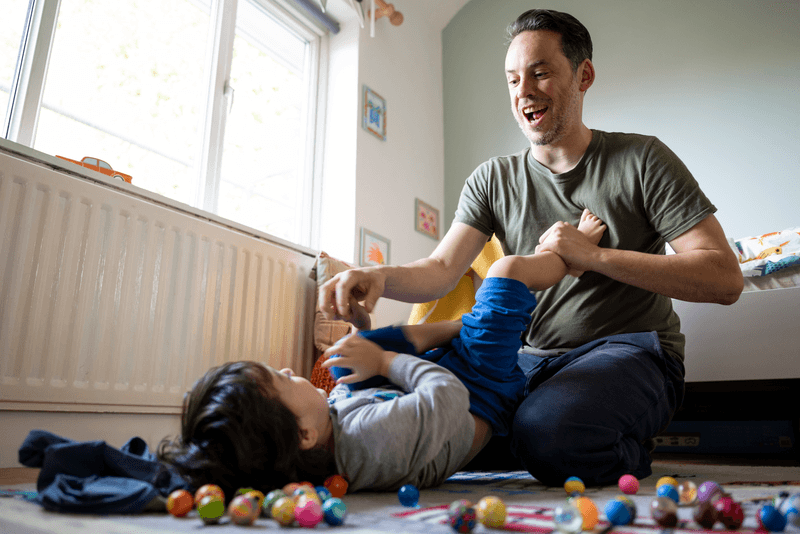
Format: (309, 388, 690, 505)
(3, 0, 328, 250)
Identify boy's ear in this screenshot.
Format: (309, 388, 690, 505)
(298, 426, 319, 450)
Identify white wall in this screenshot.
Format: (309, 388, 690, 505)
(321, 2, 448, 327)
(442, 0, 800, 241)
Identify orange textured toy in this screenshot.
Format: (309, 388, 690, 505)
(167, 489, 194, 517)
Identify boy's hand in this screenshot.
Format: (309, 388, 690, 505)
(321, 335, 396, 384)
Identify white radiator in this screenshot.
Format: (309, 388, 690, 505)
(0, 144, 317, 415)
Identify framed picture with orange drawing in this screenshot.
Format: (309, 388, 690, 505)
(360, 228, 391, 267)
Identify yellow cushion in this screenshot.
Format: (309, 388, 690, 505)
(408, 235, 504, 324)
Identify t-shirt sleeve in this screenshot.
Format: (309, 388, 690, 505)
(453, 162, 495, 237)
(642, 137, 716, 242)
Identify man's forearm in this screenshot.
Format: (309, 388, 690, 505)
(592, 247, 743, 305)
(377, 257, 466, 303)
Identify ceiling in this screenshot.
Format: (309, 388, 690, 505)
(323, 0, 472, 31)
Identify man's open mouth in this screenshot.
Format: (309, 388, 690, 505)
(523, 105, 547, 123)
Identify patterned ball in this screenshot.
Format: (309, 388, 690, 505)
(779, 494, 800, 528)
(714, 496, 744, 530)
(228, 494, 258, 526)
(263, 489, 286, 518)
(315, 486, 333, 502)
(615, 496, 638, 522)
(295, 497, 323, 528)
(294, 486, 321, 505)
(693, 500, 719, 529)
(605, 499, 633, 526)
(324, 475, 349, 498)
(656, 476, 678, 490)
(570, 496, 598, 530)
(678, 480, 698, 505)
(448, 500, 477, 533)
(323, 497, 348, 526)
(242, 489, 265, 511)
(476, 496, 507, 528)
(697, 481, 723, 503)
(194, 483, 224, 504)
(554, 504, 584, 534)
(197, 494, 225, 525)
(758, 504, 787, 532)
(272, 496, 296, 526)
(283, 482, 302, 496)
(650, 496, 679, 528)
(657, 483, 680, 503)
(619, 474, 639, 495)
(398, 484, 420, 507)
(564, 476, 585, 496)
(166, 489, 193, 517)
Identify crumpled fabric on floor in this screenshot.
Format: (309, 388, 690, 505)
(18, 429, 188, 514)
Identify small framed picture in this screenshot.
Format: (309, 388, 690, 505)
(415, 198, 439, 240)
(360, 228, 391, 266)
(362, 85, 386, 141)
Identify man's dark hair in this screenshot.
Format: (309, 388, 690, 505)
(506, 9, 593, 72)
(158, 361, 336, 499)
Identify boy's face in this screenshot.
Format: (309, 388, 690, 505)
(266, 366, 330, 447)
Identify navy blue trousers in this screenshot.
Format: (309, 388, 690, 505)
(509, 331, 685, 486)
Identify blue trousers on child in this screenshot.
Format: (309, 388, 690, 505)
(338, 277, 537, 437)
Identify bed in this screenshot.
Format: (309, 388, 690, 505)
(664, 227, 800, 456)
(675, 226, 800, 383)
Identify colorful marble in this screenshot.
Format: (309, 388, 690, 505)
(476, 496, 507, 528)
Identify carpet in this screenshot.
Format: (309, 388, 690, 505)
(2, 459, 799, 534)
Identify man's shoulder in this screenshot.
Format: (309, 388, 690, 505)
(474, 147, 530, 175)
(594, 129, 659, 150)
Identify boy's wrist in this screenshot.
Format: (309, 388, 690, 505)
(380, 351, 398, 377)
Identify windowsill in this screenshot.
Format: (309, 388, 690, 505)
(0, 137, 317, 258)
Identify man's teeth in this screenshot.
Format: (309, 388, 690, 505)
(523, 106, 546, 121)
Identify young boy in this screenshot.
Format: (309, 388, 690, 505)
(159, 210, 605, 496)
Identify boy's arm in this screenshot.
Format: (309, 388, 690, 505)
(400, 320, 462, 353)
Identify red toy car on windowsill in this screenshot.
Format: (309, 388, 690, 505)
(56, 155, 133, 184)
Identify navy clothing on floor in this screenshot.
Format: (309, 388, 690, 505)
(340, 277, 536, 437)
(18, 429, 188, 514)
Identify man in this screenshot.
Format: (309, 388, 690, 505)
(319, 9, 742, 486)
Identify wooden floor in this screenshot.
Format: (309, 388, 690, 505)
(0, 467, 39, 486)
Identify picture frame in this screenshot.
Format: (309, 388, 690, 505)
(362, 85, 386, 141)
(415, 198, 439, 240)
(360, 228, 391, 266)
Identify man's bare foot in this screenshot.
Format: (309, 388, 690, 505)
(577, 208, 606, 245)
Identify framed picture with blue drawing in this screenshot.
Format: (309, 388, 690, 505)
(362, 85, 386, 140)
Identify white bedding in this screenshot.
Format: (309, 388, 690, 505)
(728, 226, 800, 292)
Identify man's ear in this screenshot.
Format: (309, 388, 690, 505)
(578, 59, 595, 92)
(298, 426, 319, 450)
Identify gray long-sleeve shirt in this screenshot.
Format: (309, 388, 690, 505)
(328, 353, 475, 492)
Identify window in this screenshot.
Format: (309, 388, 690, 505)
(2, 0, 327, 248)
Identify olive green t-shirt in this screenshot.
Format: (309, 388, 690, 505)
(454, 130, 716, 363)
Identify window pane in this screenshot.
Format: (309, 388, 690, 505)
(33, 0, 211, 205)
(0, 0, 30, 131)
(218, 0, 310, 243)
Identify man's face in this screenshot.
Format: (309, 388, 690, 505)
(505, 30, 584, 147)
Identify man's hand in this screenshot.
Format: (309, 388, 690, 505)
(318, 268, 386, 322)
(535, 220, 601, 275)
(320, 335, 397, 384)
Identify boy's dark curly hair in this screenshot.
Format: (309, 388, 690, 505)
(158, 361, 336, 499)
